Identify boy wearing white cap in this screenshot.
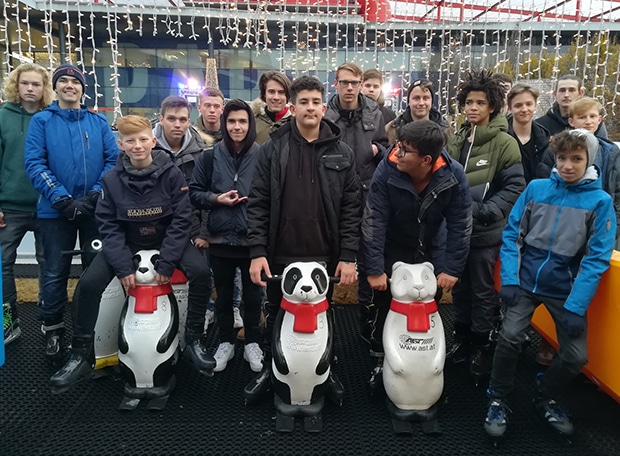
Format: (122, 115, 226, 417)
(484, 129, 616, 439)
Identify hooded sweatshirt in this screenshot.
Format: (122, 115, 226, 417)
(0, 102, 41, 213)
(189, 101, 260, 258)
(272, 121, 334, 263)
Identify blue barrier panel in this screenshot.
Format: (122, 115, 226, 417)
(1, 247, 4, 366)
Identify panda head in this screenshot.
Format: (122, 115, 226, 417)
(281, 262, 329, 304)
(390, 261, 437, 302)
(132, 249, 161, 285)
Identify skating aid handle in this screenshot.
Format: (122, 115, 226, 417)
(61, 239, 103, 257)
(260, 273, 340, 283)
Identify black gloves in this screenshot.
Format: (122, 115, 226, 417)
(498, 285, 520, 307)
(52, 195, 97, 221)
(76, 191, 100, 215)
(560, 309, 586, 338)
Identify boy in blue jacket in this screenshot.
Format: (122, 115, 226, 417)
(484, 129, 616, 439)
(24, 64, 118, 360)
(49, 115, 214, 393)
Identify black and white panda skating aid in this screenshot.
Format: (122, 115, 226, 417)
(382, 261, 446, 434)
(117, 250, 182, 410)
(272, 262, 335, 432)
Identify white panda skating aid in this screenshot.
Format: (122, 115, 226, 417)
(271, 262, 337, 433)
(382, 261, 446, 435)
(117, 250, 180, 411)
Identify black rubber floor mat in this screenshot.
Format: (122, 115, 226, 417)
(2, 302, 619, 455)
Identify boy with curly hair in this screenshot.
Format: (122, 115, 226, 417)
(446, 70, 525, 381)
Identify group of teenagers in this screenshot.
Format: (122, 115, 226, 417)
(1, 60, 618, 440)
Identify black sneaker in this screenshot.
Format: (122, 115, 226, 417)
(484, 398, 510, 438)
(533, 397, 574, 435)
(3, 303, 21, 345)
(445, 339, 470, 366)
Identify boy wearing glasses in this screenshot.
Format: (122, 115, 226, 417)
(484, 129, 615, 439)
(361, 120, 472, 391)
(325, 62, 389, 349)
(325, 62, 389, 197)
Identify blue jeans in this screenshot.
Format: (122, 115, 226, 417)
(38, 217, 99, 324)
(489, 289, 588, 398)
(0, 210, 45, 307)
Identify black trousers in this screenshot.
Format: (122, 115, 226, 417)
(210, 255, 262, 344)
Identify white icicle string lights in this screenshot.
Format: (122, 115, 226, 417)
(63, 0, 72, 61)
(43, 0, 56, 70)
(3, 0, 620, 127)
(105, 1, 122, 119)
(2, 0, 9, 75)
(88, 0, 100, 112)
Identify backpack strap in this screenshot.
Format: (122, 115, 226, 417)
(201, 146, 215, 190)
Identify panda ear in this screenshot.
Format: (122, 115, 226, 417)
(423, 262, 435, 272)
(392, 261, 405, 273)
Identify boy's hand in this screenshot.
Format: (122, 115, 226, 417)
(156, 273, 171, 285)
(437, 273, 458, 290)
(335, 261, 357, 286)
(216, 190, 248, 206)
(368, 273, 388, 291)
(250, 257, 271, 286)
(560, 309, 586, 338)
(194, 238, 209, 249)
(120, 274, 136, 288)
(499, 285, 520, 306)
(0, 211, 6, 228)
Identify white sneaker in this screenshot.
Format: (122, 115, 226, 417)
(204, 309, 215, 332)
(243, 342, 264, 372)
(213, 342, 235, 372)
(233, 307, 244, 329)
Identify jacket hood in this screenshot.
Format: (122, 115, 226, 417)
(458, 114, 509, 146)
(2, 101, 39, 115)
(221, 100, 257, 155)
(122, 149, 173, 177)
(551, 164, 600, 188)
(251, 98, 265, 116)
(46, 100, 91, 121)
(327, 93, 382, 130)
(271, 118, 343, 145)
(546, 102, 565, 123)
(507, 117, 551, 148)
(153, 122, 207, 157)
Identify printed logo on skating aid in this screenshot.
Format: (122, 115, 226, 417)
(397, 334, 435, 351)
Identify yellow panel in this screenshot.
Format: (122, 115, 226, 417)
(531, 250, 620, 404)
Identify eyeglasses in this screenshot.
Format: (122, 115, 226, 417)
(337, 80, 362, 88)
(395, 141, 420, 157)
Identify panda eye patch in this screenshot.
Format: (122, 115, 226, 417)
(311, 267, 328, 292)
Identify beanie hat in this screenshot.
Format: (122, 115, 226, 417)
(52, 64, 86, 91)
(569, 128, 598, 167)
(407, 79, 435, 103)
